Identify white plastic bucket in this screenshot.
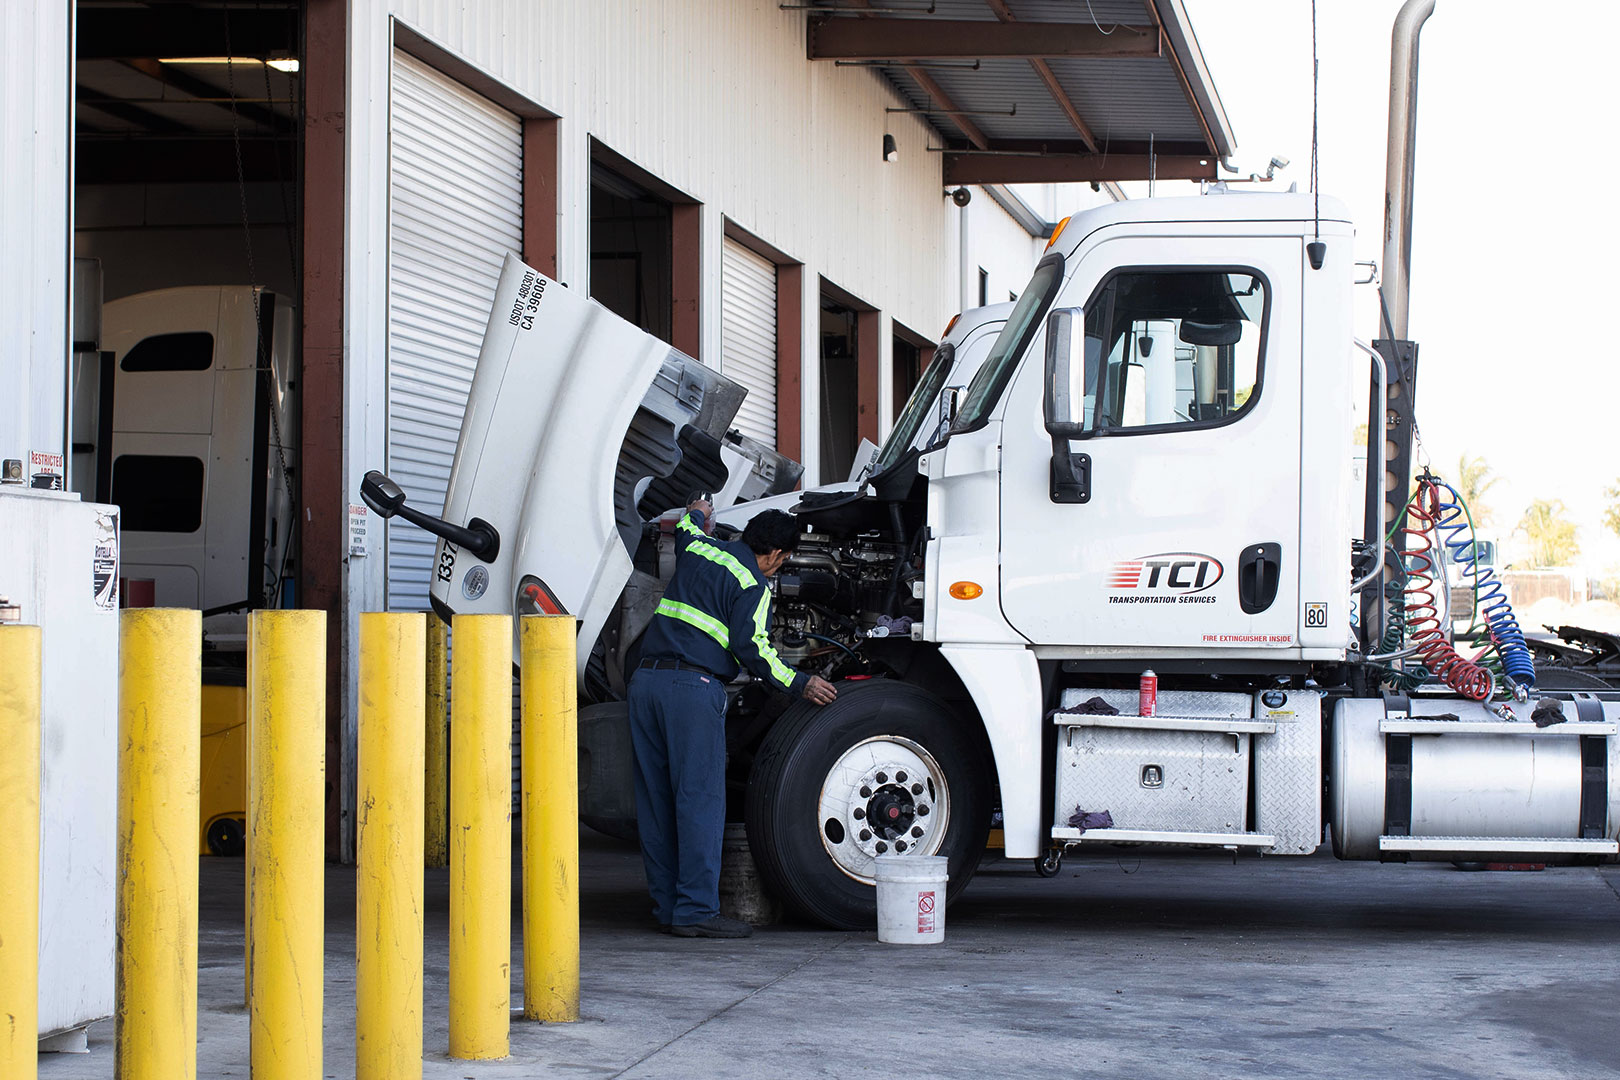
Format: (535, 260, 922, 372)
(874, 855, 948, 944)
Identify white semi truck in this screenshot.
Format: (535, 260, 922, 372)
(364, 0, 1619, 929)
(72, 284, 298, 613)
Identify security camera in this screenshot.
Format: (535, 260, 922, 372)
(949, 186, 972, 208)
(1270, 155, 1290, 170)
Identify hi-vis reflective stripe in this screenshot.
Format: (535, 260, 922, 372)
(676, 513, 759, 588)
(686, 541, 757, 589)
(655, 598, 730, 649)
(751, 590, 796, 690)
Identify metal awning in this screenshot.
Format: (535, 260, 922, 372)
(802, 0, 1235, 184)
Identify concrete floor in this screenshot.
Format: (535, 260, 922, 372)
(38, 832, 1620, 1080)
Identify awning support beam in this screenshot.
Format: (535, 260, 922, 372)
(808, 17, 1161, 60)
(944, 151, 1214, 185)
(983, 0, 1099, 153)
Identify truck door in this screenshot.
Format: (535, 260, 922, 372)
(998, 236, 1303, 651)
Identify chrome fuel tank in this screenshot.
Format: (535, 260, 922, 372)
(1330, 695, 1620, 862)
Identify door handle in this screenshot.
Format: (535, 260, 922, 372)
(1237, 542, 1282, 614)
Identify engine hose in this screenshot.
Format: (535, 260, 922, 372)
(1400, 482, 1494, 700)
(804, 632, 860, 662)
(1428, 480, 1536, 694)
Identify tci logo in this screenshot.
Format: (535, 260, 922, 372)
(1109, 553, 1224, 593)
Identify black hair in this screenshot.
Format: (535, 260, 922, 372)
(739, 509, 801, 556)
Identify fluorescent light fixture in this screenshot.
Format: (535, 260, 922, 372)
(159, 56, 300, 73)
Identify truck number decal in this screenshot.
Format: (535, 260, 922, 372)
(437, 543, 458, 583)
(1304, 602, 1327, 628)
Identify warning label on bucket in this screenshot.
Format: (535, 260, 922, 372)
(917, 891, 936, 934)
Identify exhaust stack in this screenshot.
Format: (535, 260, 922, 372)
(1381, 0, 1434, 339)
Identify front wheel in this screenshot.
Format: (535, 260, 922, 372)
(745, 680, 991, 930)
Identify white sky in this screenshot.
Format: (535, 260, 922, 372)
(1122, 0, 1620, 572)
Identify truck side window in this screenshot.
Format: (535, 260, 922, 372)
(1087, 270, 1266, 434)
(120, 331, 215, 372)
(112, 454, 206, 532)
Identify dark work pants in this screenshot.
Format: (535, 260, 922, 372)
(627, 667, 728, 926)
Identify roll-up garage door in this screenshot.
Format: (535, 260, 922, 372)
(721, 238, 778, 446)
(388, 52, 525, 810)
(386, 49, 521, 613)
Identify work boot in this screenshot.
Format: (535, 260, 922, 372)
(671, 914, 753, 939)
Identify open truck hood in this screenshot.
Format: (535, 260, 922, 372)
(427, 254, 800, 680)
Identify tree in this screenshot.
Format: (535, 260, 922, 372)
(1454, 453, 1500, 527)
(1604, 480, 1620, 540)
(1517, 499, 1580, 568)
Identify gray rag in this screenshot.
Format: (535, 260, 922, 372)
(1067, 808, 1114, 832)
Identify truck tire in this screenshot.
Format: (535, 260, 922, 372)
(745, 679, 990, 930)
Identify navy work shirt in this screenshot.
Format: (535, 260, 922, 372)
(639, 512, 809, 696)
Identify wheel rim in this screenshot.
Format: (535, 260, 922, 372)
(816, 735, 952, 884)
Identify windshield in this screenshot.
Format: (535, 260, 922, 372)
(951, 255, 1064, 432)
(873, 343, 956, 471)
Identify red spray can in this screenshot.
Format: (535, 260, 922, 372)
(1139, 669, 1157, 717)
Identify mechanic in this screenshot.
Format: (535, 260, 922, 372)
(629, 498, 838, 938)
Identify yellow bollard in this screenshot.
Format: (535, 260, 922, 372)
(449, 613, 512, 1059)
(247, 609, 326, 1080)
(0, 625, 42, 1080)
(116, 609, 202, 1080)
(357, 613, 427, 1080)
(425, 616, 450, 868)
(520, 615, 580, 1022)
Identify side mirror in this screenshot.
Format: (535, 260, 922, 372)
(360, 470, 407, 517)
(1043, 307, 1087, 438)
(1042, 308, 1091, 504)
(940, 385, 963, 426)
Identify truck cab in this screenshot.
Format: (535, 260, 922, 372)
(386, 190, 1615, 931)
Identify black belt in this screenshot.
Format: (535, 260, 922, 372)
(638, 657, 719, 679)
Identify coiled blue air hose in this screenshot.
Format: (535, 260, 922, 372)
(1430, 480, 1536, 694)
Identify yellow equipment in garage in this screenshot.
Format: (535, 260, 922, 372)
(200, 669, 247, 856)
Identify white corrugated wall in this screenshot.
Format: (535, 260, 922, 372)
(385, 49, 522, 612)
(721, 239, 777, 445)
(377, 0, 952, 359)
(0, 2, 72, 468)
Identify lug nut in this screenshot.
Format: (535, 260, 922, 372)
(859, 828, 872, 841)
(895, 840, 907, 852)
(876, 771, 888, 783)
(896, 770, 908, 783)
(875, 841, 888, 853)
(860, 785, 872, 798)
(911, 826, 923, 838)
(911, 783, 923, 795)
(853, 807, 865, 820)
(917, 804, 929, 816)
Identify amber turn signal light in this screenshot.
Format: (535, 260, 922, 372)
(948, 581, 983, 600)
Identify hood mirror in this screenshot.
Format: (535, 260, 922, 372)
(360, 469, 501, 562)
(360, 471, 407, 517)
